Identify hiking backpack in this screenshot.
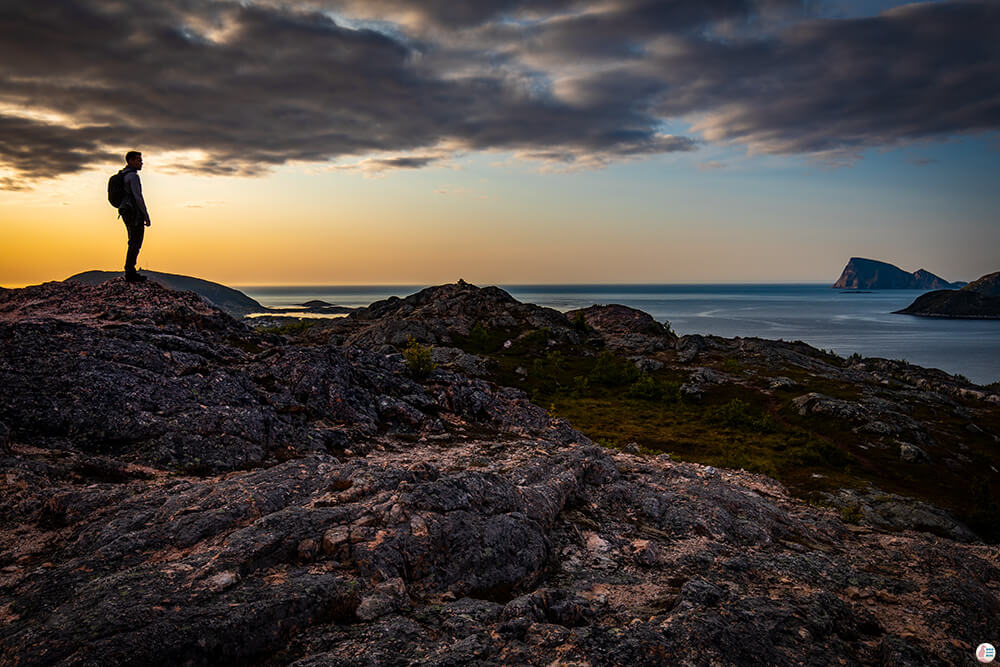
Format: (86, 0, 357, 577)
(108, 169, 127, 208)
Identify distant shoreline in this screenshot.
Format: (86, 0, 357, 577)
(238, 283, 999, 385)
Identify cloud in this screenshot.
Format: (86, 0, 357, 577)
(673, 2, 1000, 158)
(0, 113, 119, 185)
(0, 0, 997, 188)
(333, 154, 445, 174)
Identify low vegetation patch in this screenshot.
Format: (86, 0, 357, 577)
(449, 325, 1000, 542)
(402, 336, 436, 380)
(257, 318, 320, 336)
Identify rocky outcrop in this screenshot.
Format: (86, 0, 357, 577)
(832, 257, 963, 290)
(829, 488, 979, 543)
(308, 280, 679, 356)
(1, 278, 999, 665)
(963, 271, 1000, 297)
(895, 270, 1000, 319)
(0, 280, 572, 472)
(312, 280, 583, 350)
(565, 304, 677, 354)
(67, 269, 266, 317)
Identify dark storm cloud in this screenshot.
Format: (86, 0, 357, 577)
(514, 0, 805, 62)
(0, 0, 696, 186)
(329, 0, 583, 28)
(0, 0, 997, 187)
(650, 1, 1000, 156)
(368, 156, 438, 169)
(0, 114, 119, 189)
(334, 154, 443, 173)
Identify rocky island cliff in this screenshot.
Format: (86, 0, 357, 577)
(896, 271, 1000, 319)
(2, 278, 999, 665)
(832, 258, 964, 290)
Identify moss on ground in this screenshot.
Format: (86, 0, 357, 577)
(256, 318, 321, 336)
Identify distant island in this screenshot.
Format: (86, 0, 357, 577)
(832, 257, 965, 290)
(896, 271, 1000, 319)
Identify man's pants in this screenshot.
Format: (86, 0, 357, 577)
(124, 220, 145, 274)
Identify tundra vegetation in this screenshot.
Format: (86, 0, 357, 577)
(443, 320, 1000, 542)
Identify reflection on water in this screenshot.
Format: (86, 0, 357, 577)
(244, 312, 347, 319)
(240, 284, 1000, 385)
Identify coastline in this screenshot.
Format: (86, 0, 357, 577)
(239, 283, 1000, 385)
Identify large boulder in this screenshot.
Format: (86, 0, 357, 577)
(565, 304, 677, 354)
(319, 280, 580, 349)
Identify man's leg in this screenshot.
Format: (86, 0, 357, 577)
(124, 221, 145, 281)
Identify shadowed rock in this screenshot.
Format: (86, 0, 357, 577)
(315, 280, 582, 350)
(895, 270, 1000, 319)
(833, 257, 963, 290)
(566, 304, 677, 354)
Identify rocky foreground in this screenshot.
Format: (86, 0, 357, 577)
(1, 279, 999, 665)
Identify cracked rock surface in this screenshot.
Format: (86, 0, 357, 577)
(1, 279, 998, 665)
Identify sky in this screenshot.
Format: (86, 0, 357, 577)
(1, 0, 998, 287)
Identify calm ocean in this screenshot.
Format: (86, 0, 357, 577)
(239, 284, 1000, 386)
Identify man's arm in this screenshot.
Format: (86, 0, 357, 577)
(125, 172, 150, 224)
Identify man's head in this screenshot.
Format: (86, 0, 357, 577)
(125, 151, 143, 170)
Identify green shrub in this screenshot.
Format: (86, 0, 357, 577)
(840, 503, 863, 525)
(661, 380, 682, 403)
(257, 318, 320, 336)
(714, 440, 779, 478)
(710, 399, 776, 433)
(572, 312, 590, 332)
(793, 437, 850, 467)
(625, 374, 663, 401)
(520, 327, 552, 348)
(546, 350, 564, 371)
(589, 351, 639, 387)
(403, 336, 436, 380)
(722, 358, 740, 373)
(469, 322, 491, 351)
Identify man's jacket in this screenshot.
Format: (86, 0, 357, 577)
(122, 167, 150, 223)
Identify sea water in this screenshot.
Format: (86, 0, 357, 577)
(239, 284, 1000, 385)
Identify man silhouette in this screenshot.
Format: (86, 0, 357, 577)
(120, 151, 151, 282)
